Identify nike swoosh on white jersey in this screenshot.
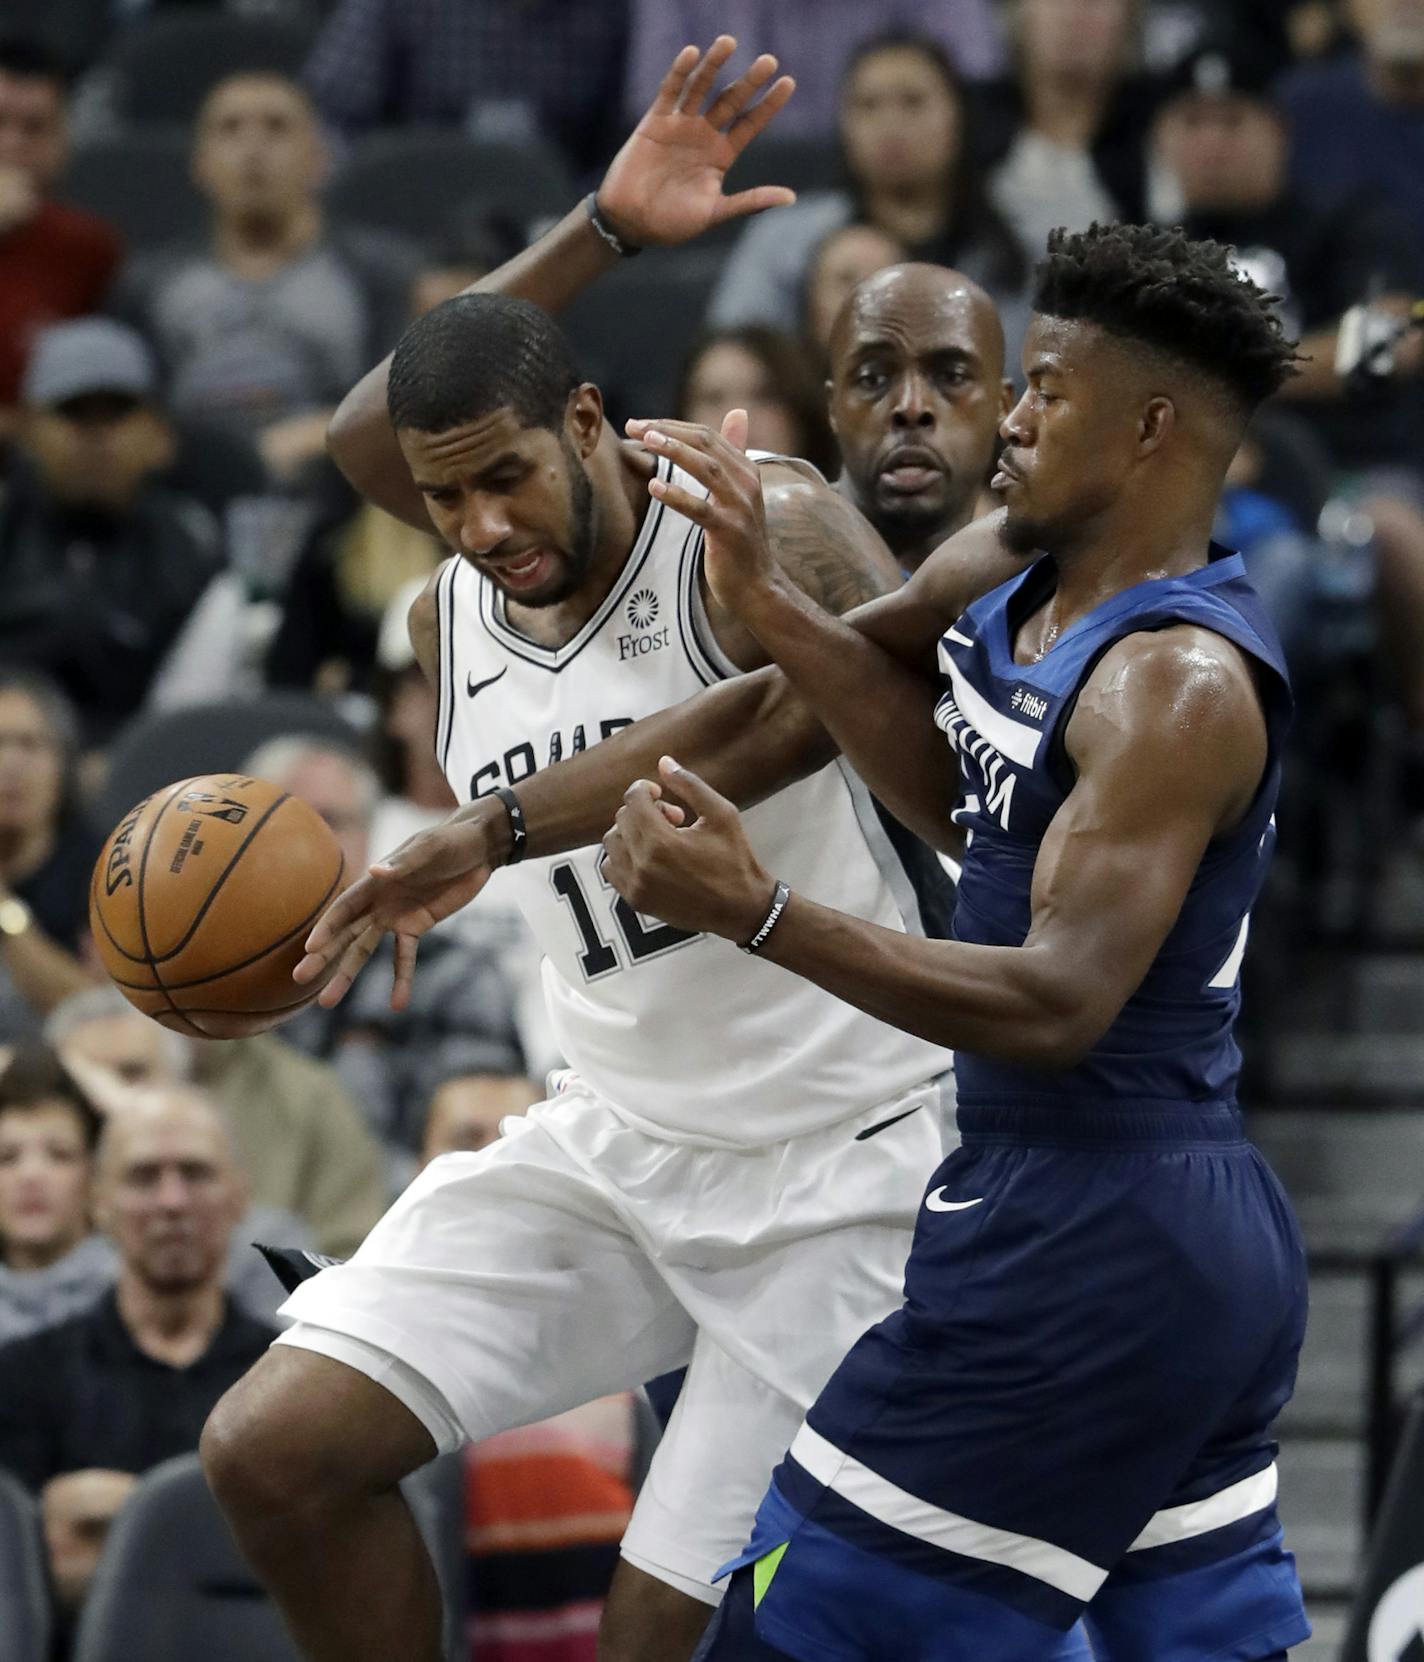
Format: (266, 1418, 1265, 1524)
(925, 1189, 985, 1213)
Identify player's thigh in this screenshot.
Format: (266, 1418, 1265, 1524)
(620, 1334, 812, 1603)
(276, 1113, 697, 1448)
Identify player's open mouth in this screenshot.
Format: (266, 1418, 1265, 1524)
(491, 548, 556, 591)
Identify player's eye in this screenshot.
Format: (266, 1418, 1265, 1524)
(855, 365, 889, 393)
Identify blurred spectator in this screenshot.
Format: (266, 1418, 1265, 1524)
(304, 0, 629, 175)
(802, 222, 906, 360)
(1156, 40, 1423, 473)
(0, 38, 121, 424)
(1281, 0, 1424, 247)
(980, 0, 1167, 259)
(675, 326, 837, 476)
(0, 318, 226, 745)
(0, 671, 98, 1044)
(0, 1044, 113, 1347)
(264, 480, 443, 695)
(49, 985, 388, 1258)
(366, 579, 459, 852)
(0, 1086, 272, 1612)
(709, 35, 1029, 356)
(257, 738, 526, 1164)
(1156, 38, 1424, 752)
(408, 210, 520, 320)
(421, 1071, 541, 1163)
(624, 2, 1008, 136)
(113, 72, 416, 484)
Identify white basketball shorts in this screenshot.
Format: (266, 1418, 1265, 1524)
(275, 1072, 953, 1602)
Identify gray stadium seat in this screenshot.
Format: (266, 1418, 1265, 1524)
(560, 253, 724, 426)
(0, 1469, 49, 1662)
(60, 129, 206, 250)
(93, 693, 364, 838)
(325, 130, 573, 242)
(72, 1453, 464, 1662)
(72, 1455, 301, 1662)
(104, 13, 318, 126)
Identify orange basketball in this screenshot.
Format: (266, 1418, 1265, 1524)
(89, 774, 346, 1039)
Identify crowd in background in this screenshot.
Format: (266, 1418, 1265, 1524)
(0, 0, 1421, 1655)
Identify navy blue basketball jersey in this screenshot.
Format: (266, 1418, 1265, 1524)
(938, 544, 1291, 1109)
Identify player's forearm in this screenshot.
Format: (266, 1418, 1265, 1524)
(327, 203, 621, 522)
(734, 577, 960, 852)
(759, 897, 1091, 1068)
(469, 667, 835, 862)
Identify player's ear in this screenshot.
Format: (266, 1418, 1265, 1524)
(825, 380, 838, 437)
(1138, 396, 1175, 456)
(566, 383, 604, 461)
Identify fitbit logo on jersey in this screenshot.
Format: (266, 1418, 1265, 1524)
(1010, 686, 1049, 721)
(618, 590, 669, 661)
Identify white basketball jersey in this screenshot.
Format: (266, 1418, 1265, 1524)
(435, 452, 950, 1147)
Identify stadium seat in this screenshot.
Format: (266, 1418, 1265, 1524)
(60, 129, 207, 250)
(0, 1470, 49, 1662)
(560, 252, 725, 427)
(325, 130, 574, 242)
(72, 1455, 301, 1662)
(93, 693, 365, 838)
(103, 13, 318, 127)
(72, 1453, 464, 1662)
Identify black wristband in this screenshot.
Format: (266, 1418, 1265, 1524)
(585, 192, 642, 258)
(491, 786, 529, 865)
(740, 880, 791, 955)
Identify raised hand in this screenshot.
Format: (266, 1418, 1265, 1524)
(601, 758, 775, 943)
(597, 36, 797, 248)
(625, 410, 778, 613)
(292, 804, 506, 1011)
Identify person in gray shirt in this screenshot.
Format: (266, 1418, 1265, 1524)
(113, 71, 417, 486)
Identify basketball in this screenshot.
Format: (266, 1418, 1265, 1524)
(89, 774, 346, 1040)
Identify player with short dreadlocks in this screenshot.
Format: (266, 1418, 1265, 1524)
(572, 221, 1311, 1659)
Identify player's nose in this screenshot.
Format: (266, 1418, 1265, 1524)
(890, 371, 935, 427)
(459, 494, 512, 557)
(999, 391, 1033, 447)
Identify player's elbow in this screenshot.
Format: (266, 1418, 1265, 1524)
(1014, 987, 1113, 1071)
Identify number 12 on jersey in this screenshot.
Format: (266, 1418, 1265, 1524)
(551, 860, 699, 980)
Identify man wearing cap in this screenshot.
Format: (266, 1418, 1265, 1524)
(1155, 36, 1424, 797)
(0, 317, 224, 746)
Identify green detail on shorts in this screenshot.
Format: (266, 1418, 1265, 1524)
(753, 1543, 788, 1608)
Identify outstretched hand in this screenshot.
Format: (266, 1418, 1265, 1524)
(597, 36, 796, 248)
(292, 808, 504, 1011)
(601, 757, 776, 944)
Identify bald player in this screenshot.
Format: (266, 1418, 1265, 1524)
(826, 264, 1013, 574)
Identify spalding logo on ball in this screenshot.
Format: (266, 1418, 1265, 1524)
(90, 774, 345, 1039)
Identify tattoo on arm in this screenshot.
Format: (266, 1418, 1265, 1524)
(763, 481, 900, 616)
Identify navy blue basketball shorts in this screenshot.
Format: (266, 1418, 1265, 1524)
(700, 1102, 1311, 1662)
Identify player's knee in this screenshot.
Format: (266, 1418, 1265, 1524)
(202, 1348, 392, 1528)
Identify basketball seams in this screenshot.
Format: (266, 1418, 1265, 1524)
(136, 778, 201, 1028)
(101, 850, 345, 994)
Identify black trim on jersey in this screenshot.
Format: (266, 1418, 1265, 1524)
(871, 798, 959, 940)
(475, 455, 670, 673)
(675, 522, 718, 688)
(436, 557, 459, 773)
